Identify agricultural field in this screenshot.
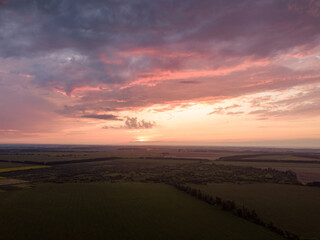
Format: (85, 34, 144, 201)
(0, 145, 319, 239)
(0, 150, 114, 163)
(215, 160, 320, 183)
(0, 166, 48, 173)
(215, 152, 320, 183)
(0, 146, 218, 163)
(189, 183, 320, 239)
(0, 178, 29, 189)
(0, 148, 244, 164)
(238, 154, 320, 162)
(216, 153, 320, 165)
(0, 162, 32, 168)
(0, 156, 300, 185)
(0, 183, 285, 240)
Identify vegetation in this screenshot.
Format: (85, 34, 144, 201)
(0, 146, 319, 239)
(0, 183, 285, 240)
(0, 162, 32, 168)
(0, 157, 300, 185)
(188, 183, 320, 239)
(306, 181, 320, 187)
(215, 161, 320, 184)
(217, 153, 320, 164)
(172, 183, 299, 240)
(0, 165, 48, 173)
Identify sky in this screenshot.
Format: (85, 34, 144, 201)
(0, 0, 320, 147)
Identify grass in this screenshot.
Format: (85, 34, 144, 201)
(189, 182, 320, 239)
(0, 183, 285, 240)
(0, 165, 48, 173)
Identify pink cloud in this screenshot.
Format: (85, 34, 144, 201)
(0, 0, 319, 145)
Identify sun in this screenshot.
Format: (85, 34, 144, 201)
(135, 137, 147, 142)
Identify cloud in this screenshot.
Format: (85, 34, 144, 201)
(208, 104, 241, 115)
(247, 85, 320, 118)
(1, 0, 319, 58)
(179, 80, 202, 84)
(226, 111, 244, 115)
(0, 0, 319, 134)
(103, 117, 156, 129)
(0, 76, 65, 133)
(81, 114, 121, 121)
(124, 117, 155, 129)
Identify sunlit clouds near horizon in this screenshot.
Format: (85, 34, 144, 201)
(0, 0, 320, 147)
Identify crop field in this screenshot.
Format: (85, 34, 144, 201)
(0, 183, 285, 240)
(0, 162, 31, 168)
(0, 151, 112, 163)
(215, 161, 320, 168)
(241, 154, 320, 162)
(275, 167, 320, 183)
(159, 151, 251, 160)
(0, 146, 208, 163)
(0, 156, 300, 186)
(0, 145, 319, 239)
(0, 165, 48, 173)
(0, 178, 29, 189)
(189, 183, 320, 239)
(215, 161, 320, 183)
(0, 162, 48, 174)
(0, 149, 242, 163)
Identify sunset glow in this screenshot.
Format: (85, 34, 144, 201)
(0, 0, 319, 147)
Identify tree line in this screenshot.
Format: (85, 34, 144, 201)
(170, 183, 300, 240)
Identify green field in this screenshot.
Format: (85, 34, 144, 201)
(215, 161, 320, 183)
(241, 154, 320, 161)
(0, 166, 48, 173)
(215, 160, 320, 168)
(1, 146, 319, 239)
(0, 148, 173, 163)
(0, 162, 48, 173)
(189, 183, 320, 239)
(0, 183, 285, 240)
(0, 162, 32, 168)
(0, 151, 111, 163)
